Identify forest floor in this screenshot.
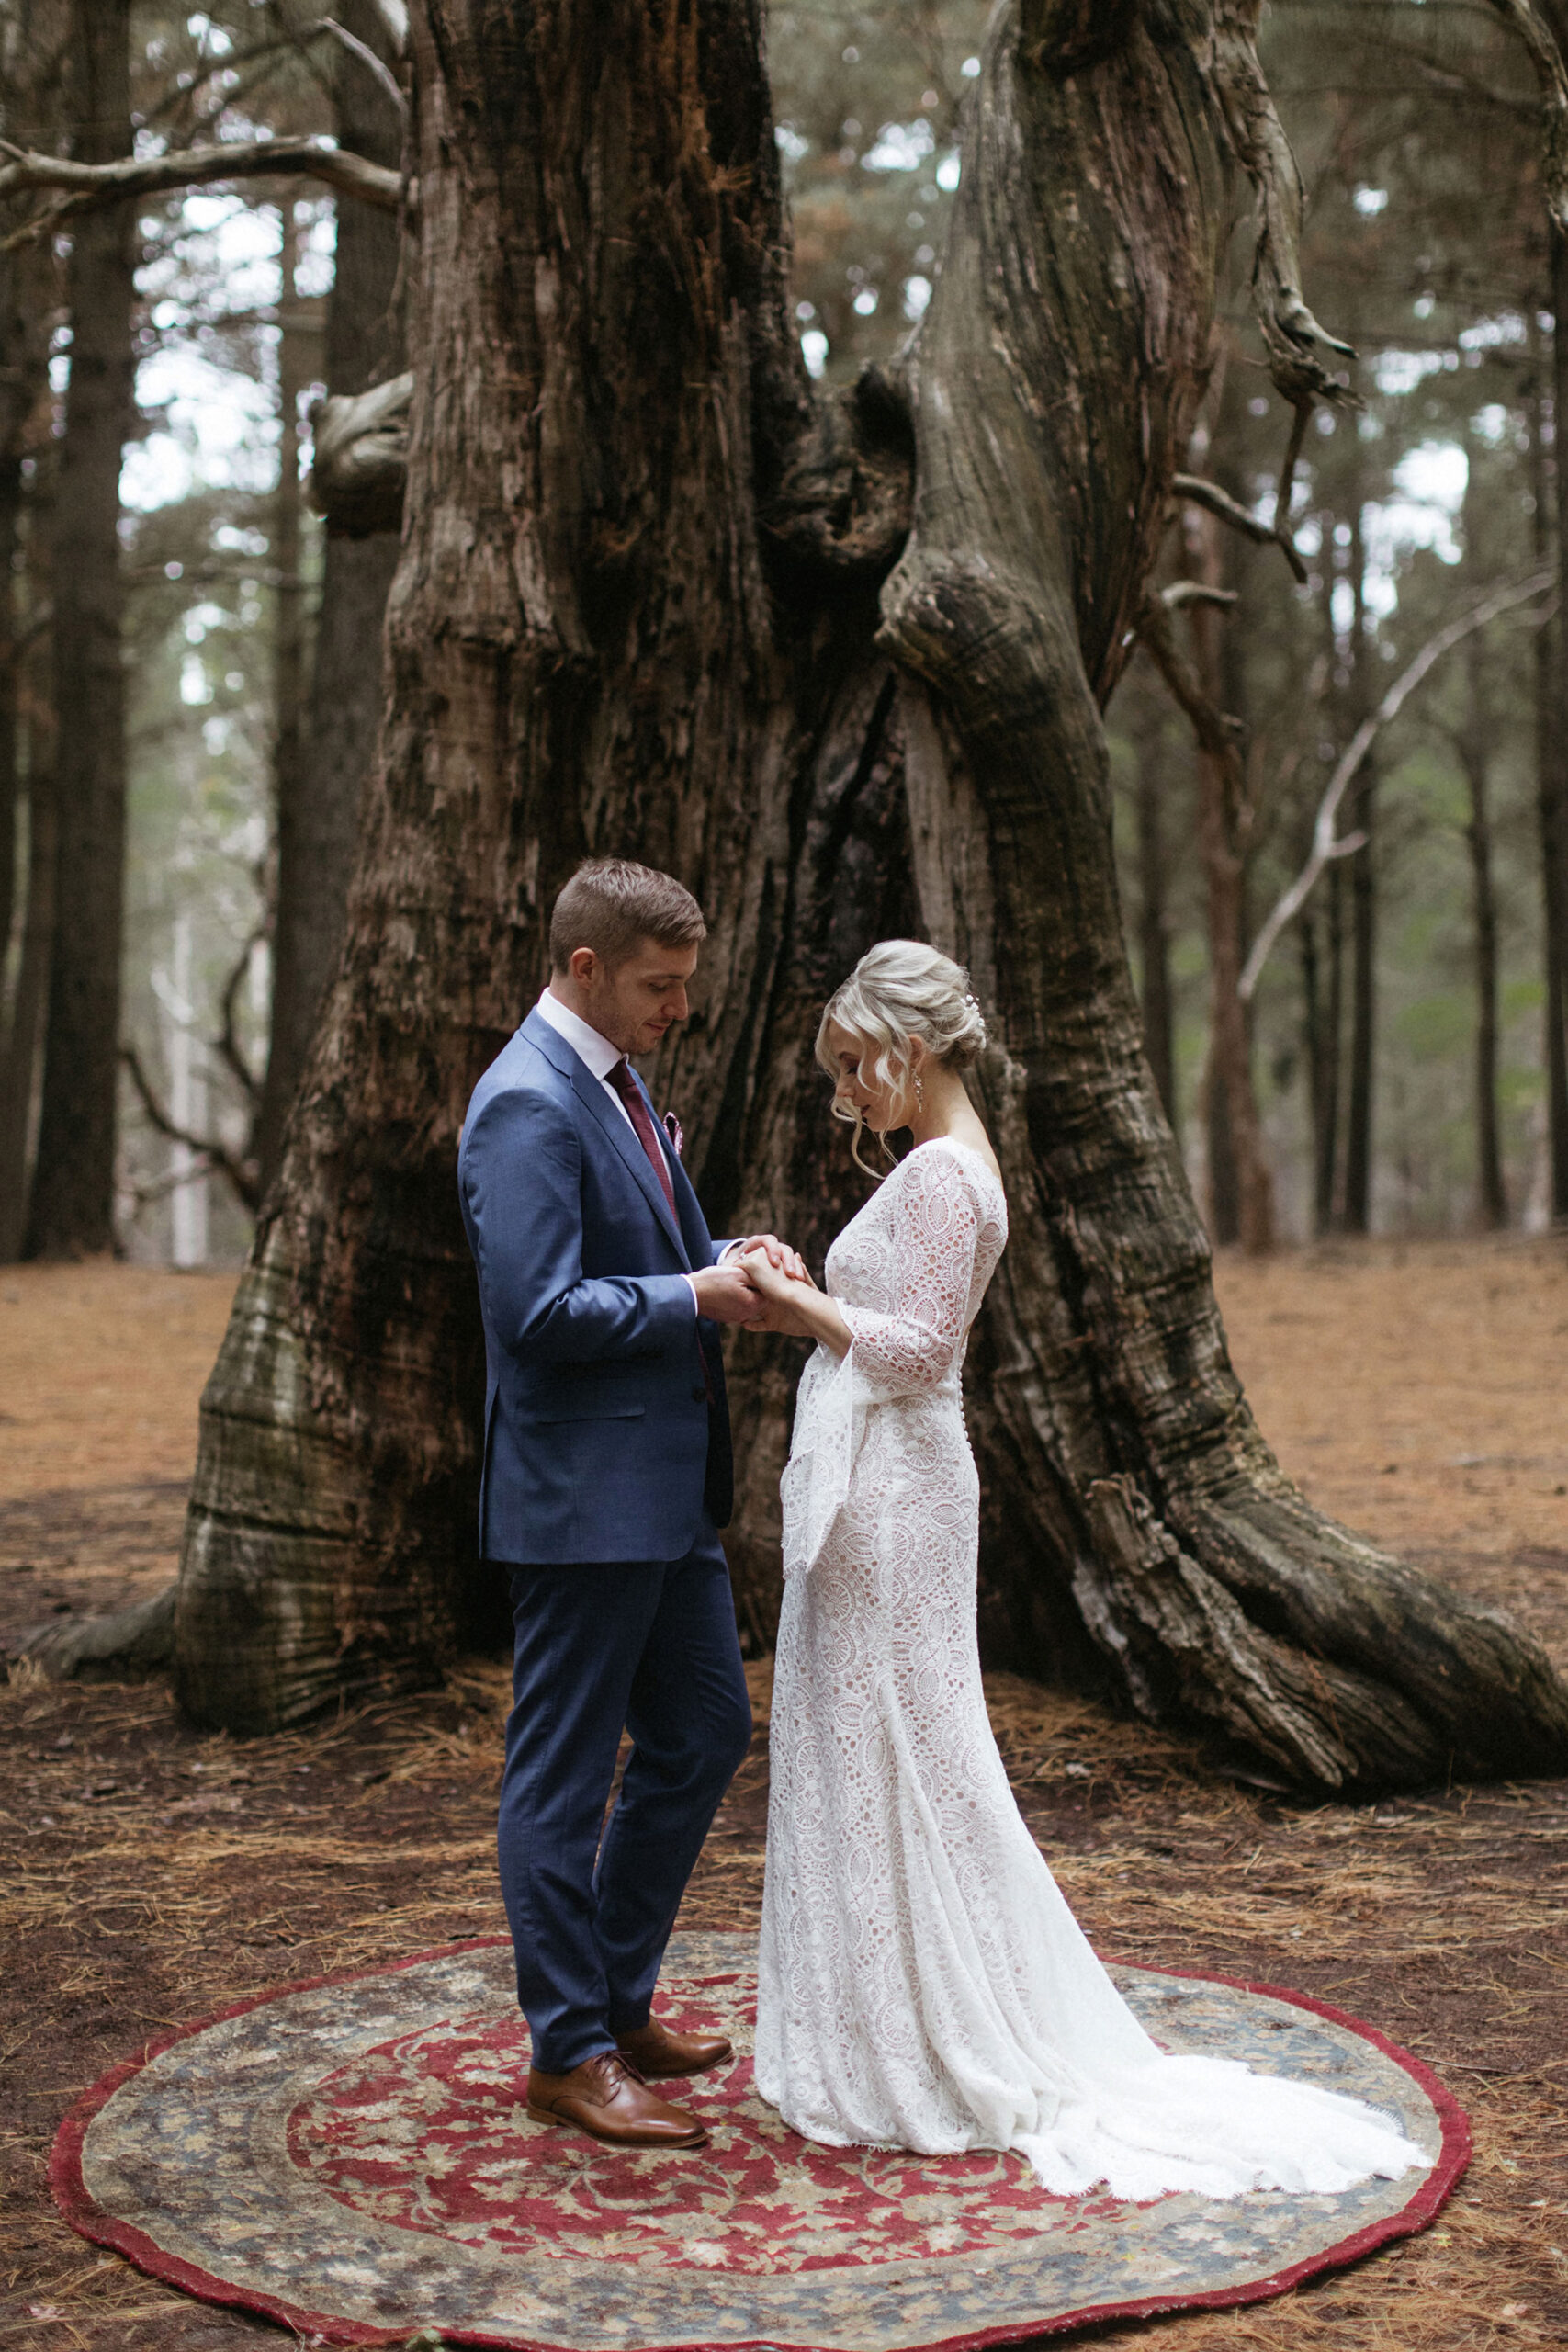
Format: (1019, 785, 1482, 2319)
(1, 1239, 1566, 2352)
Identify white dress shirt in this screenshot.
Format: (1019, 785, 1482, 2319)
(535, 987, 657, 1147)
(535, 987, 728, 1311)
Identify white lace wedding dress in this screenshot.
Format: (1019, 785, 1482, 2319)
(754, 1136, 1426, 2200)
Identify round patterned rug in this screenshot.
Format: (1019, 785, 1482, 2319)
(51, 1931, 1467, 2350)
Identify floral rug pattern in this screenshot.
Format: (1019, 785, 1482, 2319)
(52, 1932, 1468, 2350)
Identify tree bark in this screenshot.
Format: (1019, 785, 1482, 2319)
(254, 0, 406, 1200)
(172, 0, 1568, 1792)
(1130, 678, 1179, 1140)
(22, 0, 135, 1260)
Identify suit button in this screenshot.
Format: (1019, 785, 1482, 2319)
(692, 1384, 708, 1401)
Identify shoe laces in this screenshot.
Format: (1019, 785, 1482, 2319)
(586, 2050, 649, 2096)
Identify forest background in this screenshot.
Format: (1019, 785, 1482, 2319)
(4, 0, 1567, 1270)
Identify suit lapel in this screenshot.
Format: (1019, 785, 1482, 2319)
(524, 1012, 689, 1265)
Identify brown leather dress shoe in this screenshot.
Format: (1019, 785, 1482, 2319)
(526, 2051, 707, 2147)
(614, 2018, 734, 2079)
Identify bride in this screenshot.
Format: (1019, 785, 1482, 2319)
(738, 941, 1426, 2201)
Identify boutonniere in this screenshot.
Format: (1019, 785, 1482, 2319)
(662, 1110, 685, 1159)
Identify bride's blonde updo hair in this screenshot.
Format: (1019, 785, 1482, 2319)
(815, 940, 988, 1175)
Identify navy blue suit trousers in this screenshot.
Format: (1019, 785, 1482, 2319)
(497, 1521, 752, 2075)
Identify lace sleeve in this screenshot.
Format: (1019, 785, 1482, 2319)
(837, 1148, 982, 1399)
(780, 1147, 984, 1581)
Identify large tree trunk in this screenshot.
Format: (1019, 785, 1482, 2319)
(173, 0, 1568, 1793)
(254, 0, 406, 1200)
(22, 0, 135, 1260)
(1129, 676, 1178, 1140)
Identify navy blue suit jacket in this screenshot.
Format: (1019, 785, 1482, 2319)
(457, 1008, 733, 1564)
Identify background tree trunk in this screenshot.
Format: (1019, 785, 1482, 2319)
(1537, 255, 1568, 1219)
(173, 0, 1568, 1793)
(1183, 390, 1270, 1255)
(0, 86, 55, 1262)
(1459, 634, 1507, 1229)
(23, 0, 135, 1260)
(0, 733, 55, 1261)
(1341, 498, 1377, 1235)
(254, 0, 406, 1201)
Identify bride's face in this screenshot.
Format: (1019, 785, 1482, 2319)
(826, 1021, 914, 1133)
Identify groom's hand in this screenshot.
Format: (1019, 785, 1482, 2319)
(729, 1232, 809, 1283)
(689, 1263, 768, 1324)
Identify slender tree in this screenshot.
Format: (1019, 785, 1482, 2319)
(1525, 300, 1568, 1218)
(0, 2, 61, 1260)
(23, 0, 136, 1258)
(1457, 629, 1509, 1228)
(1341, 495, 1377, 1235)
(164, 0, 1568, 1792)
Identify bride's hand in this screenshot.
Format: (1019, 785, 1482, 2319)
(739, 1246, 818, 1318)
(739, 1245, 850, 1357)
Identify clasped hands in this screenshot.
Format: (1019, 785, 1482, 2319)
(687, 1232, 820, 1336)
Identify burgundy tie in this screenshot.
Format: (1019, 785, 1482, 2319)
(607, 1057, 676, 1216)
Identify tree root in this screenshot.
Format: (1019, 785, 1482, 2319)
(17, 1584, 176, 1682)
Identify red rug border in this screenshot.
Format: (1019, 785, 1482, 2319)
(49, 1933, 1472, 2352)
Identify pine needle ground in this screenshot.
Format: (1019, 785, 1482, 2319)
(1, 1242, 1564, 2351)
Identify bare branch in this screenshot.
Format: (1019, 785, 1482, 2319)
(1172, 471, 1308, 583)
(320, 18, 407, 120)
(1134, 593, 1243, 759)
(121, 1044, 262, 1213)
(1160, 579, 1239, 614)
(1485, 0, 1568, 232)
(215, 928, 265, 1109)
(1274, 398, 1314, 551)
(0, 135, 403, 249)
(1239, 570, 1556, 1001)
(150, 17, 405, 135)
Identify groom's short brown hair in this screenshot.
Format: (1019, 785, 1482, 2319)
(548, 859, 707, 974)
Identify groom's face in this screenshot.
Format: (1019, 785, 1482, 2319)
(567, 938, 702, 1057)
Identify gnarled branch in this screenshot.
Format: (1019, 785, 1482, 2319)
(121, 1043, 262, 1213)
(761, 363, 914, 582)
(1209, 5, 1356, 406)
(306, 368, 412, 535)
(1173, 469, 1308, 584)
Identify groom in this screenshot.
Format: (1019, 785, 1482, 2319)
(458, 858, 801, 2151)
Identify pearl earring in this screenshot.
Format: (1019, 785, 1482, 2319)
(913, 1071, 924, 1111)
